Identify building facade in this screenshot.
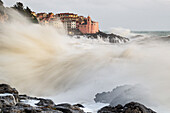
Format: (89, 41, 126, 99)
(78, 16, 99, 34)
(36, 12, 99, 34)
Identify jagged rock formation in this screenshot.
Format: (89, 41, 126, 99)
(0, 84, 156, 113)
(73, 31, 129, 43)
(0, 84, 84, 113)
(98, 102, 156, 113)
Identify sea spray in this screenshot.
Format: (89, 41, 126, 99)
(0, 10, 170, 112)
(0, 10, 123, 95)
(109, 27, 134, 38)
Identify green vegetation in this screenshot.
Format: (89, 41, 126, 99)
(0, 0, 38, 23)
(12, 2, 38, 23)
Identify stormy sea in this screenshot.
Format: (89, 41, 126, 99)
(0, 12, 170, 113)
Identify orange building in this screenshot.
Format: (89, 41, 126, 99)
(78, 16, 99, 34)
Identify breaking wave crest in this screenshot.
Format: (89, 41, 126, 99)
(109, 27, 135, 38)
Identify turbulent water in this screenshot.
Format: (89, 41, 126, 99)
(0, 12, 170, 112)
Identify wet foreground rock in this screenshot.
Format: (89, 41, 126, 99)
(98, 102, 156, 113)
(0, 84, 156, 113)
(0, 84, 84, 113)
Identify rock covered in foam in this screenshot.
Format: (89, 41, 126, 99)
(54, 103, 84, 113)
(35, 98, 55, 107)
(0, 84, 19, 102)
(0, 94, 16, 107)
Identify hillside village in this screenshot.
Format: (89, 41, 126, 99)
(0, 1, 99, 35)
(34, 12, 99, 35)
(0, 1, 129, 43)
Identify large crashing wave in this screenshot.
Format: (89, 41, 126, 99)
(0, 10, 170, 112)
(0, 10, 127, 95)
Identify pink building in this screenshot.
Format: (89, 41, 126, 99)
(78, 16, 99, 34)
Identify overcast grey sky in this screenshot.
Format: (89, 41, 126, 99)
(4, 0, 170, 31)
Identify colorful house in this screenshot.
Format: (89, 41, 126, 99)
(78, 16, 99, 34)
(35, 12, 99, 34)
(57, 13, 78, 18)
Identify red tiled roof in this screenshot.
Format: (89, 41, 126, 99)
(60, 17, 78, 18)
(37, 13, 46, 15)
(58, 13, 77, 15)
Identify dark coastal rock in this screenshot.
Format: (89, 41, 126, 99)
(19, 94, 41, 102)
(98, 106, 116, 113)
(73, 31, 129, 43)
(1, 105, 43, 113)
(73, 104, 84, 108)
(18, 94, 29, 101)
(16, 102, 32, 107)
(0, 84, 18, 95)
(124, 102, 156, 113)
(98, 102, 156, 113)
(0, 84, 84, 113)
(1, 107, 24, 113)
(0, 84, 19, 102)
(54, 103, 85, 113)
(0, 94, 16, 107)
(36, 98, 55, 107)
(0, 84, 156, 113)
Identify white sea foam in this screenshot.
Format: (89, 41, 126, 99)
(20, 99, 40, 107)
(0, 93, 14, 97)
(109, 27, 135, 38)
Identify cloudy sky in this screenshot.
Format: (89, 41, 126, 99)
(4, 0, 170, 31)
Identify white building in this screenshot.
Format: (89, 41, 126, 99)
(71, 21, 76, 29)
(49, 18, 64, 29)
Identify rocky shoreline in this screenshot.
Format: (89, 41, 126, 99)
(0, 84, 156, 113)
(71, 31, 129, 43)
